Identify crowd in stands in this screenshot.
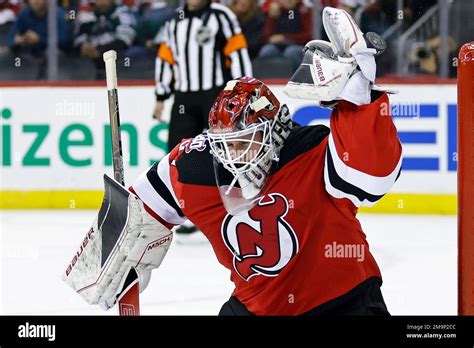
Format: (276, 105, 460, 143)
(0, 0, 451, 80)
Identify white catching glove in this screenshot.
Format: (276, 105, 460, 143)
(284, 6, 392, 106)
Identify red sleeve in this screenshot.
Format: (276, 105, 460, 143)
(282, 7, 313, 45)
(324, 93, 403, 207)
(331, 93, 402, 176)
(260, 0, 274, 13)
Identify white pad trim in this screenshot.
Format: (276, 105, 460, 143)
(62, 192, 173, 306)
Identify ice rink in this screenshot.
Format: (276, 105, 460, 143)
(0, 210, 456, 315)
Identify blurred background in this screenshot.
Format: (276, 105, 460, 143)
(0, 0, 469, 81)
(0, 0, 469, 315)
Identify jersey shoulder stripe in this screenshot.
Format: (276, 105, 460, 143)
(132, 154, 186, 225)
(146, 161, 185, 217)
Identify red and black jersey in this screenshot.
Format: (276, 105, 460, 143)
(131, 92, 403, 315)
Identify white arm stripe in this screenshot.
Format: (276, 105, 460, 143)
(327, 133, 402, 196)
(241, 48, 253, 77)
(230, 51, 243, 78)
(157, 153, 182, 210)
(324, 157, 375, 207)
(218, 13, 232, 39)
(133, 163, 186, 226)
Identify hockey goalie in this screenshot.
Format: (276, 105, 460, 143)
(63, 7, 402, 316)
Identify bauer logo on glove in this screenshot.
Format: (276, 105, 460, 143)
(284, 7, 390, 105)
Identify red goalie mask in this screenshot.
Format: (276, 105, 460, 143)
(207, 77, 283, 215)
(208, 76, 280, 133)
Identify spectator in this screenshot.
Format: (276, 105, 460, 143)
(409, 35, 457, 77)
(360, 0, 397, 35)
(259, 0, 312, 71)
(127, 0, 177, 60)
(404, 0, 437, 25)
(320, 0, 349, 13)
(8, 0, 70, 58)
(73, 0, 136, 79)
(0, 0, 20, 49)
(0, 0, 21, 25)
(122, 0, 153, 10)
(230, 0, 264, 59)
(152, 0, 252, 236)
(76, 0, 93, 12)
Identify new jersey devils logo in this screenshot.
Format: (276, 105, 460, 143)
(221, 193, 299, 281)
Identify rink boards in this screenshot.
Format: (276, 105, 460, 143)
(0, 82, 457, 214)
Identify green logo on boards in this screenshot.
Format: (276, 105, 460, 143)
(0, 107, 168, 167)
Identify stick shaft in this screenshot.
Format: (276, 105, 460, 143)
(103, 50, 125, 185)
(106, 89, 125, 185)
(103, 50, 139, 316)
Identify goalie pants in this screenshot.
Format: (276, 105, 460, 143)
(218, 277, 390, 316)
(168, 86, 223, 152)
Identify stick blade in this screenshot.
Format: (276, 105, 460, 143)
(118, 269, 140, 316)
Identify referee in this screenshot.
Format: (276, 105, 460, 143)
(152, 0, 253, 151)
(153, 0, 252, 236)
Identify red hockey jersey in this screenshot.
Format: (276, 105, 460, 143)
(131, 92, 402, 315)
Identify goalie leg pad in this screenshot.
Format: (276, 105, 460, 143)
(62, 174, 173, 306)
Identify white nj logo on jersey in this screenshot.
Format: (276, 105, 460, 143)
(221, 193, 299, 281)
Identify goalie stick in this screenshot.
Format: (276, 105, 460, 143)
(103, 50, 140, 316)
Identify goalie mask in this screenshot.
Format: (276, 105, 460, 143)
(208, 77, 292, 215)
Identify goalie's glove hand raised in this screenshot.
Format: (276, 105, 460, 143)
(284, 7, 390, 106)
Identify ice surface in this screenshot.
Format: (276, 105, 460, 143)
(0, 211, 456, 315)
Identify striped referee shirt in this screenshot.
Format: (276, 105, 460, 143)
(155, 1, 253, 100)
